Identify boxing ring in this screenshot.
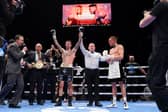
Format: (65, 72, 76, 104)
(0, 100, 159, 112)
(0, 66, 160, 112)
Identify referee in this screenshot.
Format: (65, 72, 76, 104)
(80, 33, 108, 107)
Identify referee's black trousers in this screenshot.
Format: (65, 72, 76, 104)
(85, 68, 100, 103)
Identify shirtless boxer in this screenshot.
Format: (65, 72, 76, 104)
(106, 36, 128, 109)
(51, 29, 82, 106)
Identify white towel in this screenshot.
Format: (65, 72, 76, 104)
(108, 61, 121, 79)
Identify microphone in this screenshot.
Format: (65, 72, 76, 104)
(21, 43, 28, 54)
(20, 43, 27, 51)
(22, 43, 26, 47)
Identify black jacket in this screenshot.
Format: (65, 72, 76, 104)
(26, 51, 46, 64)
(5, 42, 24, 74)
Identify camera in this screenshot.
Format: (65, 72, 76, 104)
(8, 0, 25, 15)
(15, 0, 25, 15)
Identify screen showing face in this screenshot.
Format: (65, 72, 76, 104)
(62, 3, 112, 27)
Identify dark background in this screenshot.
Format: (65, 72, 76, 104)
(6, 0, 154, 66)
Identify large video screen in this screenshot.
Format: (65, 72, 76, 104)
(62, 3, 112, 27)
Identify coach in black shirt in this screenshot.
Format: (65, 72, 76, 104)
(139, 0, 168, 112)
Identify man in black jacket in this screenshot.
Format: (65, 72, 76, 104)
(0, 0, 24, 91)
(26, 43, 47, 105)
(0, 34, 27, 108)
(139, 0, 168, 112)
(0, 0, 17, 92)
